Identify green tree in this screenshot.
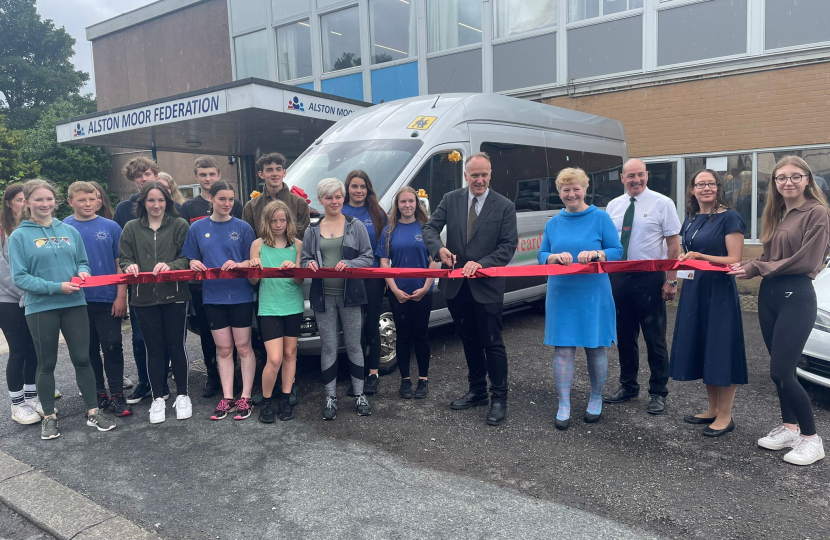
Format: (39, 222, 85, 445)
(22, 97, 110, 218)
(0, 121, 40, 190)
(0, 0, 89, 129)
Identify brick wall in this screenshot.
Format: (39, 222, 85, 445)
(546, 62, 830, 158)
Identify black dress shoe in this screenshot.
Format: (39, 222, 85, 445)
(603, 387, 639, 404)
(450, 392, 489, 410)
(486, 402, 506, 426)
(647, 395, 667, 415)
(584, 412, 601, 423)
(202, 374, 221, 399)
(684, 415, 716, 425)
(702, 420, 735, 437)
(555, 417, 570, 430)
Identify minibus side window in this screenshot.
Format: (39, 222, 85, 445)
(480, 142, 545, 212)
(546, 149, 623, 209)
(408, 151, 464, 211)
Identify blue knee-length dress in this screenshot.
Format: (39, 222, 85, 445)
(537, 205, 623, 347)
(669, 209, 748, 385)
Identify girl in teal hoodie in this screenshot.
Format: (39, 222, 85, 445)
(9, 179, 116, 440)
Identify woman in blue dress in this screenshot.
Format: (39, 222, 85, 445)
(670, 169, 747, 437)
(538, 168, 623, 430)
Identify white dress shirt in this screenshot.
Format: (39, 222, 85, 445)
(468, 187, 490, 217)
(606, 187, 681, 261)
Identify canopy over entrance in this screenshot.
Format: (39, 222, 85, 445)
(56, 78, 370, 158)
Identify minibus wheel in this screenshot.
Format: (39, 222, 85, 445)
(378, 309, 398, 375)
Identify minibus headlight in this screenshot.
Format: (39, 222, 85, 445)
(814, 309, 830, 333)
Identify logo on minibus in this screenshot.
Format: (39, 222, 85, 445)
(408, 116, 437, 130)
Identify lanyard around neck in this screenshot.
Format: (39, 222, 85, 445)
(683, 205, 717, 252)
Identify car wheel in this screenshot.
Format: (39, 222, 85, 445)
(378, 310, 398, 375)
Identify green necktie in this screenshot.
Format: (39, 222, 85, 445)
(620, 197, 636, 261)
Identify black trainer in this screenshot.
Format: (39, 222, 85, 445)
(97, 391, 109, 411)
(277, 397, 294, 421)
(414, 379, 429, 399)
(125, 382, 150, 405)
(259, 399, 276, 424)
(109, 394, 133, 417)
(202, 373, 221, 399)
(322, 396, 337, 420)
(399, 379, 413, 399)
(364, 374, 379, 396)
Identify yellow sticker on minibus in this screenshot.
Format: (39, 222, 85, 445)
(408, 116, 437, 130)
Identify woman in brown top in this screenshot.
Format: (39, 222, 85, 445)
(730, 155, 830, 466)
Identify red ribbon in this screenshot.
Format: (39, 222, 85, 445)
(71, 259, 726, 288)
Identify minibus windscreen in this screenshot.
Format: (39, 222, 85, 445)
(286, 139, 423, 215)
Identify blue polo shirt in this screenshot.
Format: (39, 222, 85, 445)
(375, 221, 434, 295)
(64, 215, 121, 304)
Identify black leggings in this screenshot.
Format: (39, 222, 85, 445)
(388, 292, 432, 379)
(758, 274, 817, 436)
(362, 278, 385, 372)
(87, 302, 125, 395)
(135, 302, 189, 400)
(1, 302, 37, 392)
(189, 284, 218, 375)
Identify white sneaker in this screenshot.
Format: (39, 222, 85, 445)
(757, 425, 801, 450)
(149, 397, 166, 424)
(173, 395, 192, 420)
(24, 396, 54, 417)
(123, 376, 134, 389)
(11, 403, 41, 425)
(784, 437, 825, 466)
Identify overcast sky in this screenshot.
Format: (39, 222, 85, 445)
(36, 0, 158, 96)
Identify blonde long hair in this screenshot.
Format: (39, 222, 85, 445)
(760, 156, 830, 244)
(158, 172, 186, 204)
(385, 186, 428, 256)
(259, 200, 297, 248)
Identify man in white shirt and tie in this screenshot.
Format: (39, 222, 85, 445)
(603, 159, 682, 415)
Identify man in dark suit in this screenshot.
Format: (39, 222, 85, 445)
(423, 152, 518, 426)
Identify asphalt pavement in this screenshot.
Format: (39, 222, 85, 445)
(0, 306, 828, 539)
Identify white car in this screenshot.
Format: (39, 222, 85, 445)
(800, 266, 830, 388)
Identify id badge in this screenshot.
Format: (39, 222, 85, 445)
(677, 270, 695, 280)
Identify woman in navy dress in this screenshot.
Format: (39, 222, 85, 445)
(669, 169, 747, 437)
(538, 168, 623, 430)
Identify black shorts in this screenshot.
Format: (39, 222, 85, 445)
(203, 302, 255, 330)
(259, 313, 302, 341)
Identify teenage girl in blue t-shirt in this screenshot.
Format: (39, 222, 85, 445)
(375, 186, 439, 399)
(249, 200, 304, 423)
(343, 170, 388, 395)
(182, 181, 257, 421)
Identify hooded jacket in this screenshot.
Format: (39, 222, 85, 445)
(8, 219, 91, 315)
(119, 214, 191, 307)
(0, 229, 24, 304)
(301, 215, 373, 312)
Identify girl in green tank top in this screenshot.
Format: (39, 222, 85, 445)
(249, 200, 304, 422)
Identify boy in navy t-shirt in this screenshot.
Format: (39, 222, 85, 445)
(65, 182, 132, 417)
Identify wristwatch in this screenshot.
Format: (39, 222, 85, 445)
(666, 280, 678, 287)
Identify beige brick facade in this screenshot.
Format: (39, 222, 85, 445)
(545, 62, 830, 158)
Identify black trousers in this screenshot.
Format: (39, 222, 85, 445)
(388, 291, 432, 379)
(758, 274, 817, 436)
(362, 278, 385, 372)
(445, 282, 508, 402)
(189, 284, 218, 376)
(87, 302, 125, 395)
(0, 302, 37, 392)
(135, 302, 189, 399)
(610, 272, 669, 397)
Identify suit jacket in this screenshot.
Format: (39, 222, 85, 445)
(422, 188, 518, 303)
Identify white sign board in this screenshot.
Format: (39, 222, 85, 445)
(56, 91, 227, 143)
(282, 92, 359, 122)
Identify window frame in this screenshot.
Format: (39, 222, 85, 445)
(274, 19, 315, 82)
(491, 0, 558, 44)
(319, 4, 364, 74)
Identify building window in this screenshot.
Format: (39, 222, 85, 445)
(230, 0, 267, 32)
(321, 6, 361, 73)
(272, 0, 310, 22)
(684, 154, 753, 240)
(235, 31, 270, 79)
(276, 21, 313, 81)
(427, 0, 483, 53)
(494, 0, 556, 38)
(568, 0, 643, 23)
(758, 150, 830, 239)
(369, 0, 417, 64)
